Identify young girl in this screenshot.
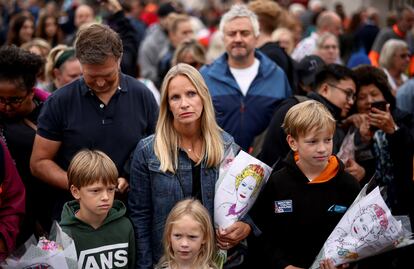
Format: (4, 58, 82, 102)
(156, 199, 217, 269)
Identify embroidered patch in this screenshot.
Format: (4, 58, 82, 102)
(274, 200, 293, 213)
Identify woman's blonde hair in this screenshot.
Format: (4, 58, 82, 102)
(154, 63, 223, 173)
(171, 39, 206, 67)
(45, 44, 76, 81)
(157, 199, 217, 269)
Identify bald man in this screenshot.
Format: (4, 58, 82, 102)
(65, 4, 96, 45)
(291, 10, 342, 62)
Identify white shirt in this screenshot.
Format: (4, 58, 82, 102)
(382, 68, 408, 94)
(292, 32, 319, 62)
(230, 58, 260, 96)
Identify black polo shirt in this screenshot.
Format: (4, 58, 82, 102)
(37, 73, 158, 174)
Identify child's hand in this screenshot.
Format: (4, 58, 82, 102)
(319, 259, 349, 269)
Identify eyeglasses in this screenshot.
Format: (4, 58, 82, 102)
(0, 92, 30, 107)
(328, 83, 356, 102)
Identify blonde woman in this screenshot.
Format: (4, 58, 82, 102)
(129, 63, 254, 269)
(45, 45, 81, 92)
(379, 39, 410, 95)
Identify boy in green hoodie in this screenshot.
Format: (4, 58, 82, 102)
(60, 149, 135, 269)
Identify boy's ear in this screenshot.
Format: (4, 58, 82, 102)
(286, 134, 298, 151)
(70, 185, 81, 200)
(318, 82, 330, 97)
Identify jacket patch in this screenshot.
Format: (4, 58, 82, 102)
(328, 204, 347, 213)
(274, 200, 293, 213)
(78, 243, 129, 269)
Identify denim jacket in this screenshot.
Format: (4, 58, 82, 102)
(128, 132, 258, 269)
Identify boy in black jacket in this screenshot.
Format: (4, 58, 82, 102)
(254, 100, 360, 269)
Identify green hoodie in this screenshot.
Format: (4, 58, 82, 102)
(60, 200, 135, 269)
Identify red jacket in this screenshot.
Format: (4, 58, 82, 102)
(0, 139, 25, 261)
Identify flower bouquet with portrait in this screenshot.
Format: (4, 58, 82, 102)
(214, 150, 272, 268)
(1, 222, 77, 269)
(310, 182, 414, 268)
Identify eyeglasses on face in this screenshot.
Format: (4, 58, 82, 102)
(328, 83, 355, 101)
(0, 92, 30, 107)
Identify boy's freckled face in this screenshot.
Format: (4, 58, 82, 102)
(72, 181, 116, 219)
(288, 127, 334, 171)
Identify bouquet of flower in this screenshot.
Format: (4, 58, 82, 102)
(310, 182, 414, 268)
(1, 222, 77, 269)
(214, 150, 272, 268)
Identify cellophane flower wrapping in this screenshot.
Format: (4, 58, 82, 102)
(1, 221, 77, 269)
(214, 149, 272, 268)
(310, 182, 414, 269)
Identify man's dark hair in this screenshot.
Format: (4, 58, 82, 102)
(75, 23, 123, 64)
(0, 45, 44, 91)
(314, 64, 357, 92)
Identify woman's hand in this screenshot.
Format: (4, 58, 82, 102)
(117, 177, 129, 193)
(344, 159, 366, 182)
(358, 116, 373, 143)
(343, 113, 368, 129)
(369, 105, 397, 134)
(319, 259, 349, 269)
(216, 221, 251, 250)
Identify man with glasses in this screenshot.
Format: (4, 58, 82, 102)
(259, 64, 365, 181)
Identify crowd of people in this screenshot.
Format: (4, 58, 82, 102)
(1, 0, 414, 268)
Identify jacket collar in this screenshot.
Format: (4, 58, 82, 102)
(308, 92, 343, 120)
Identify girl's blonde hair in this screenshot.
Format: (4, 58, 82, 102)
(157, 199, 217, 269)
(154, 63, 223, 173)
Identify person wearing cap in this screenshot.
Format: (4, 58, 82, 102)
(296, 54, 325, 94)
(30, 23, 158, 221)
(200, 4, 291, 151)
(138, 1, 177, 84)
(258, 64, 365, 183)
